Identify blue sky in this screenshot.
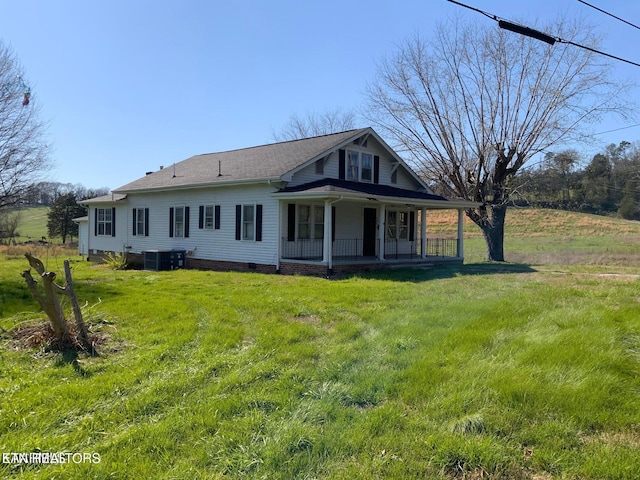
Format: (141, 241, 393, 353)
(2, 0, 639, 190)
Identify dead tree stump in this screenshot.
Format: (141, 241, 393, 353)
(21, 254, 91, 351)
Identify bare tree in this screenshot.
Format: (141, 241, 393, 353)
(272, 108, 357, 141)
(0, 208, 22, 244)
(0, 40, 51, 210)
(364, 17, 632, 261)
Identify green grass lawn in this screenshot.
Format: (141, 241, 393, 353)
(1, 210, 639, 479)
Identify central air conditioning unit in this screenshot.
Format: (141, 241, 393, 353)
(143, 250, 186, 271)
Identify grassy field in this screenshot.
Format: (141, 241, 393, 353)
(428, 208, 640, 265)
(6, 207, 51, 244)
(0, 210, 639, 479)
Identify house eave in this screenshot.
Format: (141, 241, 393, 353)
(272, 190, 478, 209)
(81, 193, 128, 205)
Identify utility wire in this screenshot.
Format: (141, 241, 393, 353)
(447, 0, 640, 68)
(577, 0, 640, 32)
(593, 123, 640, 136)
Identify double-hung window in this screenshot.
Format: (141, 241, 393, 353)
(236, 204, 263, 241)
(361, 153, 373, 182)
(169, 206, 190, 238)
(313, 206, 324, 239)
(136, 208, 145, 235)
(243, 205, 254, 240)
(96, 208, 113, 236)
(346, 150, 373, 183)
(298, 205, 311, 239)
(386, 210, 409, 240)
(133, 207, 149, 236)
(198, 205, 220, 230)
(174, 206, 185, 237)
(204, 205, 214, 229)
(297, 205, 324, 239)
(347, 151, 360, 180)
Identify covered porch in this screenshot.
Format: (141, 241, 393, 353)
(273, 179, 477, 272)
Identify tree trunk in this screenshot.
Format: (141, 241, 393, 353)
(468, 204, 507, 262)
(21, 254, 92, 350)
(63, 260, 91, 350)
(21, 268, 71, 343)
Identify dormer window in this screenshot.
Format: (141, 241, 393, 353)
(339, 149, 379, 183)
(346, 150, 373, 183)
(361, 153, 373, 181)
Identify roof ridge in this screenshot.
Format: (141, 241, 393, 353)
(192, 127, 369, 158)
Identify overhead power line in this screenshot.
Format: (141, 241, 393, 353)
(592, 123, 640, 136)
(446, 0, 640, 68)
(577, 0, 640, 32)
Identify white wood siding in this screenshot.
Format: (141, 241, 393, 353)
(77, 221, 88, 255)
(125, 183, 280, 266)
(87, 204, 129, 254)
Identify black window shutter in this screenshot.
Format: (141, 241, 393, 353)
(255, 205, 263, 242)
(169, 207, 174, 237)
(339, 149, 345, 180)
(332, 206, 336, 242)
(214, 205, 221, 229)
(112, 208, 116, 237)
(145, 208, 149, 236)
(374, 156, 380, 184)
(184, 206, 190, 238)
(94, 208, 98, 236)
(198, 205, 204, 229)
(132, 208, 137, 236)
(287, 204, 296, 241)
(409, 211, 415, 240)
(235, 205, 241, 240)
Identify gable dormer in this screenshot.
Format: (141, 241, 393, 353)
(282, 127, 433, 194)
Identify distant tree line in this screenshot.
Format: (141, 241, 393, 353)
(22, 181, 109, 206)
(513, 142, 640, 220)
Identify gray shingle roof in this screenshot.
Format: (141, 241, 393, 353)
(114, 128, 370, 193)
(81, 193, 127, 204)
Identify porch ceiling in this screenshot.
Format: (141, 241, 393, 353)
(273, 178, 478, 209)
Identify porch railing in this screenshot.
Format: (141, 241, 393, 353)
(421, 238, 459, 258)
(281, 237, 459, 261)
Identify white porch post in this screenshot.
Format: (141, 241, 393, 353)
(324, 200, 333, 268)
(420, 208, 427, 259)
(378, 205, 386, 260)
(457, 209, 464, 259)
(277, 201, 282, 271)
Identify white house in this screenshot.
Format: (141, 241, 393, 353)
(81, 128, 477, 275)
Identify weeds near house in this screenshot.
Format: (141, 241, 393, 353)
(103, 251, 128, 270)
